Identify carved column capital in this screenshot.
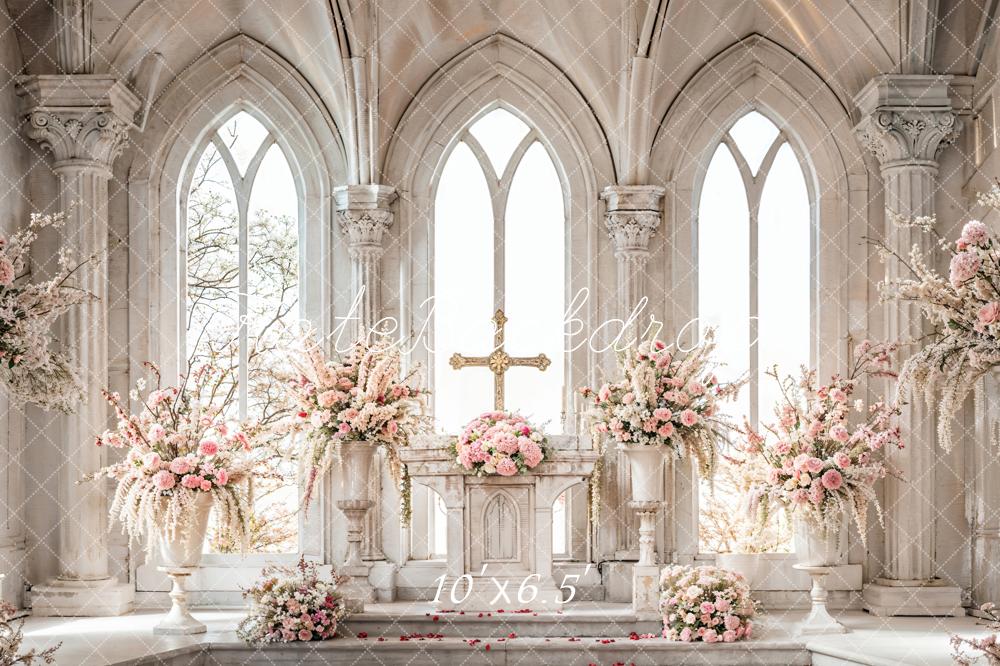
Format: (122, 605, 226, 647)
(854, 75, 962, 168)
(334, 184, 397, 257)
(601, 185, 665, 259)
(15, 76, 139, 171)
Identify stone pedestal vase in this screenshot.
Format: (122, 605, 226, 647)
(793, 512, 848, 567)
(153, 491, 214, 635)
(619, 444, 665, 503)
(336, 440, 378, 611)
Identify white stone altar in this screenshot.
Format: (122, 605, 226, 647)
(400, 434, 598, 610)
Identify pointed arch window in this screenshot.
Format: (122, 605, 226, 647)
(433, 107, 566, 433)
(697, 110, 811, 553)
(184, 110, 300, 554)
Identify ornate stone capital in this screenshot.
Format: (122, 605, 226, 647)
(15, 76, 139, 170)
(601, 185, 665, 258)
(334, 184, 397, 256)
(854, 74, 962, 167)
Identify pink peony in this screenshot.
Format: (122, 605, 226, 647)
(979, 302, 1000, 327)
(199, 479, 212, 491)
(829, 424, 850, 443)
(833, 452, 852, 469)
(821, 468, 843, 490)
(215, 468, 229, 485)
(317, 390, 339, 407)
(805, 457, 824, 474)
(521, 442, 544, 468)
(496, 457, 518, 476)
(700, 601, 715, 614)
(723, 613, 740, 629)
(950, 251, 981, 287)
(169, 458, 192, 475)
(181, 474, 204, 489)
(962, 220, 990, 246)
(722, 630, 736, 642)
(152, 470, 176, 490)
(141, 452, 161, 469)
(680, 409, 699, 427)
(703, 629, 719, 643)
(197, 439, 219, 456)
(657, 422, 675, 438)
(679, 627, 692, 642)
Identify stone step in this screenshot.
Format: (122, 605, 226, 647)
(125, 638, 811, 666)
(341, 608, 663, 638)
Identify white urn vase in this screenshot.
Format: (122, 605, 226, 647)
(619, 444, 665, 503)
(336, 440, 377, 568)
(154, 491, 214, 635)
(793, 511, 848, 567)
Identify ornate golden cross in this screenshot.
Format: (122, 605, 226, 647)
(449, 309, 550, 410)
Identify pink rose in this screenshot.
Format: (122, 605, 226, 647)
(181, 474, 203, 489)
(141, 452, 161, 469)
(716, 599, 731, 613)
(652, 407, 672, 421)
(821, 468, 843, 490)
(199, 479, 212, 491)
(950, 251, 981, 287)
(496, 457, 518, 476)
(833, 452, 852, 469)
(830, 425, 850, 443)
(197, 439, 219, 456)
(679, 627, 692, 642)
(297, 629, 312, 641)
(152, 470, 176, 490)
(724, 613, 740, 629)
(722, 630, 737, 642)
(169, 458, 192, 475)
(680, 409, 699, 427)
(215, 468, 229, 485)
(806, 457, 824, 474)
(700, 601, 715, 614)
(980, 302, 1000, 327)
(657, 422, 675, 438)
(703, 629, 719, 643)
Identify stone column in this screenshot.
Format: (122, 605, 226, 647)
(854, 74, 963, 616)
(16, 75, 138, 616)
(334, 184, 397, 336)
(599, 185, 664, 601)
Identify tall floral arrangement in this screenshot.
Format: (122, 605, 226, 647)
(874, 188, 1000, 451)
(90, 362, 266, 551)
(452, 411, 547, 476)
(659, 564, 756, 643)
(285, 332, 429, 518)
(580, 331, 743, 475)
(741, 341, 902, 542)
(0, 212, 103, 412)
(237, 556, 348, 644)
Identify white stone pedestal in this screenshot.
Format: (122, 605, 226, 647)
(630, 501, 661, 618)
(863, 578, 964, 617)
(793, 564, 848, 636)
(31, 577, 134, 617)
(153, 567, 204, 635)
(340, 563, 375, 613)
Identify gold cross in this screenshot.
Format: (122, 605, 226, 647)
(449, 309, 551, 410)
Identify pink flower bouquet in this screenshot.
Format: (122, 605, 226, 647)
(91, 362, 264, 551)
(237, 556, 348, 644)
(659, 564, 756, 643)
(580, 330, 743, 477)
(742, 341, 902, 542)
(285, 332, 429, 514)
(452, 411, 548, 477)
(875, 190, 1000, 450)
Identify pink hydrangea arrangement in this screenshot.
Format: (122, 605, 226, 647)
(742, 341, 902, 543)
(659, 564, 756, 643)
(579, 330, 744, 478)
(0, 212, 103, 412)
(452, 411, 547, 476)
(875, 189, 1000, 451)
(237, 556, 348, 644)
(90, 362, 263, 551)
(285, 332, 429, 515)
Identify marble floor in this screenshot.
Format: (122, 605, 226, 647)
(12, 603, 997, 665)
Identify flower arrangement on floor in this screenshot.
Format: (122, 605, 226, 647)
(0, 595, 60, 664)
(874, 188, 1000, 451)
(659, 564, 756, 643)
(285, 331, 429, 518)
(952, 602, 1000, 665)
(0, 211, 103, 412)
(452, 410, 547, 476)
(90, 362, 265, 552)
(580, 330, 743, 475)
(237, 556, 348, 644)
(741, 341, 902, 543)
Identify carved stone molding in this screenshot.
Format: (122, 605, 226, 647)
(854, 74, 962, 168)
(15, 76, 139, 170)
(337, 209, 394, 257)
(54, 0, 93, 75)
(600, 185, 665, 259)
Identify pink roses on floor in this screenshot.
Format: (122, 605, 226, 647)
(660, 565, 756, 643)
(452, 411, 548, 477)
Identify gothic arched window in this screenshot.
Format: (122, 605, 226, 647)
(433, 107, 566, 433)
(184, 110, 300, 554)
(697, 110, 811, 553)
